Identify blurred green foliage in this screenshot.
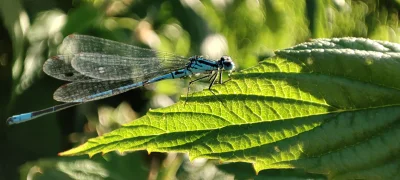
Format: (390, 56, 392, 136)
(1, 0, 400, 179)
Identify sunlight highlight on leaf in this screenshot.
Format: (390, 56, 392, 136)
(60, 37, 400, 178)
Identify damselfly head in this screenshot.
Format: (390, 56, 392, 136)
(220, 56, 235, 71)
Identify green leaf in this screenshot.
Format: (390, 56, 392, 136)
(60, 38, 400, 179)
(217, 162, 326, 180)
(20, 153, 148, 180)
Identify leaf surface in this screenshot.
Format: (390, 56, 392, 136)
(60, 38, 400, 178)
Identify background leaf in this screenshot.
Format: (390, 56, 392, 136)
(19, 153, 149, 180)
(60, 37, 400, 178)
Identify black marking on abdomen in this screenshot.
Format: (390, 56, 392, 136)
(174, 71, 185, 75)
(31, 102, 81, 116)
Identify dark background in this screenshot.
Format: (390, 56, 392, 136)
(1, 0, 399, 179)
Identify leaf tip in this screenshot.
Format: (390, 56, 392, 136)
(58, 149, 74, 156)
(252, 163, 262, 175)
(88, 153, 96, 158)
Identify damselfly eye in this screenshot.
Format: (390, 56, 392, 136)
(220, 56, 235, 71)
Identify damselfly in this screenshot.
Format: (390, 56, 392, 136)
(7, 35, 235, 125)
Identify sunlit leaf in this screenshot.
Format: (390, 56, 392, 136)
(60, 37, 400, 179)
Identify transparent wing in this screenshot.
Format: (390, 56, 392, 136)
(44, 34, 189, 81)
(53, 80, 136, 102)
(71, 53, 186, 81)
(43, 55, 96, 82)
(59, 34, 178, 58)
